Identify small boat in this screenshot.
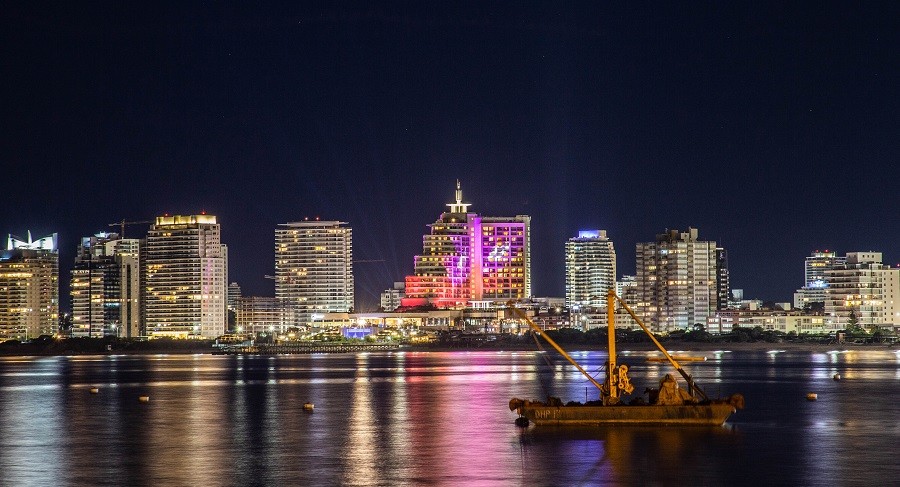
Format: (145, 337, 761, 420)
(647, 356, 706, 362)
(509, 290, 744, 426)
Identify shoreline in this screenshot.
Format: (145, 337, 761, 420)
(1, 340, 895, 358)
(412, 340, 898, 354)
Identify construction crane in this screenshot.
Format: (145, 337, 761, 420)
(108, 219, 151, 238)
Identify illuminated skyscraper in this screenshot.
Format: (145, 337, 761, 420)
(404, 181, 531, 308)
(636, 228, 718, 332)
(275, 221, 354, 327)
(0, 232, 59, 340)
(824, 252, 899, 332)
(565, 230, 616, 310)
(70, 232, 141, 338)
(144, 215, 226, 338)
(716, 247, 730, 310)
(793, 250, 846, 309)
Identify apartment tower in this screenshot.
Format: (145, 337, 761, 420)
(275, 220, 354, 327)
(824, 252, 899, 332)
(70, 233, 141, 338)
(793, 250, 847, 310)
(0, 232, 59, 340)
(636, 228, 718, 332)
(565, 230, 616, 310)
(144, 215, 226, 338)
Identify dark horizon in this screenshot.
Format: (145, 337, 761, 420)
(2, 3, 897, 311)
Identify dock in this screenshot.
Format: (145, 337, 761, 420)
(213, 342, 401, 355)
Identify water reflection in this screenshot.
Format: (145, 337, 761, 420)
(520, 426, 740, 484)
(0, 350, 897, 486)
(343, 354, 379, 486)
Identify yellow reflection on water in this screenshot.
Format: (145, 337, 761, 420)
(344, 353, 380, 486)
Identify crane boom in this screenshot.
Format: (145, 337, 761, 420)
(108, 219, 151, 238)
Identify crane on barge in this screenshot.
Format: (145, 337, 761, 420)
(509, 290, 743, 425)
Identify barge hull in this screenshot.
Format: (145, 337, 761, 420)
(518, 403, 735, 426)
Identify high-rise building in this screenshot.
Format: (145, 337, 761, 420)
(144, 215, 226, 338)
(616, 275, 638, 302)
(275, 220, 354, 327)
(824, 252, 899, 332)
(227, 282, 241, 311)
(70, 233, 141, 338)
(715, 247, 730, 310)
(636, 228, 718, 332)
(793, 250, 846, 310)
(565, 230, 616, 310)
(404, 181, 531, 308)
(0, 232, 59, 340)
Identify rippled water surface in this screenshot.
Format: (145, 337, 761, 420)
(0, 350, 897, 486)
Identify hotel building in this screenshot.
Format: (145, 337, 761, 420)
(404, 181, 531, 308)
(70, 233, 141, 338)
(144, 215, 227, 338)
(636, 228, 718, 332)
(275, 220, 354, 327)
(0, 232, 59, 340)
(824, 252, 899, 332)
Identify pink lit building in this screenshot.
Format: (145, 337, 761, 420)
(403, 182, 531, 309)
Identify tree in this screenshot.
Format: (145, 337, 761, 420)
(845, 309, 868, 335)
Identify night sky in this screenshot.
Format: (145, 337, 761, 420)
(2, 3, 897, 311)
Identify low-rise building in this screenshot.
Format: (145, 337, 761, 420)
(706, 310, 826, 335)
(234, 296, 282, 335)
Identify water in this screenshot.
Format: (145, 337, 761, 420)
(0, 350, 897, 486)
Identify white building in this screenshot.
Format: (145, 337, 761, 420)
(636, 228, 718, 333)
(565, 230, 616, 310)
(380, 281, 405, 311)
(793, 250, 846, 309)
(275, 220, 354, 327)
(824, 252, 899, 332)
(706, 310, 827, 335)
(144, 215, 227, 338)
(0, 232, 59, 340)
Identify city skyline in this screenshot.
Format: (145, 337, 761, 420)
(2, 3, 897, 309)
(5, 206, 895, 317)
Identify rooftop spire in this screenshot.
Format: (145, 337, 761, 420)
(447, 179, 472, 213)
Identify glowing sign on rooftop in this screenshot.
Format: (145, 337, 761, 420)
(155, 215, 218, 226)
(7, 231, 57, 251)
